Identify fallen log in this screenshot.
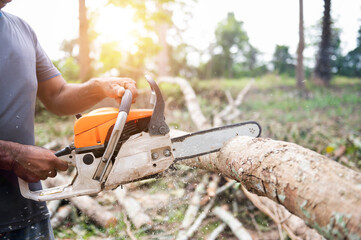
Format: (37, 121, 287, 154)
(183, 136, 361, 239)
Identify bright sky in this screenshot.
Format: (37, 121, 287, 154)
(4, 0, 361, 65)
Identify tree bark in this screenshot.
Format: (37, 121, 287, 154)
(183, 136, 361, 239)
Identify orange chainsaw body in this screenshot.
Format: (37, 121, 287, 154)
(74, 108, 153, 149)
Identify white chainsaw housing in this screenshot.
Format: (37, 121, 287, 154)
(105, 132, 174, 189)
(19, 132, 173, 201)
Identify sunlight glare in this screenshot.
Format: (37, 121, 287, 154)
(93, 5, 140, 53)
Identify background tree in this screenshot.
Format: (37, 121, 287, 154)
(339, 26, 361, 77)
(313, 0, 332, 86)
(214, 12, 250, 78)
(53, 39, 79, 82)
(272, 45, 295, 76)
(107, 0, 194, 79)
(296, 0, 305, 89)
(78, 0, 92, 82)
(201, 12, 258, 79)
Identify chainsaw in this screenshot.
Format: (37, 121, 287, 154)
(19, 75, 261, 201)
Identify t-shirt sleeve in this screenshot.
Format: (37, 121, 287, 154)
(31, 29, 61, 82)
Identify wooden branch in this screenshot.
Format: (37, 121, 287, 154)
(184, 136, 361, 239)
(206, 174, 220, 197)
(122, 209, 137, 240)
(47, 199, 61, 218)
(182, 197, 216, 240)
(213, 79, 254, 127)
(213, 206, 252, 240)
(241, 185, 321, 240)
(176, 174, 209, 240)
(73, 195, 117, 228)
(51, 205, 72, 229)
(114, 187, 152, 229)
(158, 76, 212, 130)
(207, 223, 226, 240)
(44, 174, 117, 228)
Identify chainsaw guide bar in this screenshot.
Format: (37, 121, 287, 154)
(171, 121, 261, 161)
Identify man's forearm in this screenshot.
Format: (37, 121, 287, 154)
(37, 76, 137, 116)
(0, 140, 18, 171)
(39, 78, 105, 116)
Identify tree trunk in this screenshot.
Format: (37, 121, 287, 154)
(183, 136, 361, 239)
(296, 0, 305, 90)
(79, 0, 91, 82)
(156, 23, 170, 77)
(313, 0, 332, 86)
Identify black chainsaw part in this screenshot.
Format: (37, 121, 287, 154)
(145, 75, 169, 136)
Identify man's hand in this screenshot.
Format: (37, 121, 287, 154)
(0, 141, 68, 183)
(91, 77, 138, 104)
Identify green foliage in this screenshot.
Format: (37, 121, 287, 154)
(337, 26, 361, 78)
(272, 45, 295, 76)
(203, 12, 258, 79)
(53, 57, 80, 82)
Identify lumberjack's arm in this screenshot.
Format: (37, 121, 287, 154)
(37, 75, 138, 116)
(0, 140, 68, 182)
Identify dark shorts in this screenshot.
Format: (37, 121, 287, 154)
(0, 217, 54, 240)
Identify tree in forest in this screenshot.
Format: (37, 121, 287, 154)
(78, 0, 92, 82)
(213, 12, 250, 78)
(272, 45, 295, 76)
(313, 0, 332, 86)
(203, 12, 257, 79)
(328, 26, 343, 75)
(296, 0, 305, 89)
(107, 0, 194, 78)
(53, 39, 80, 82)
(339, 26, 361, 77)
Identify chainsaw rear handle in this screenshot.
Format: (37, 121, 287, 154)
(19, 90, 133, 201)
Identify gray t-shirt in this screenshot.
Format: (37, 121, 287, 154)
(0, 10, 60, 232)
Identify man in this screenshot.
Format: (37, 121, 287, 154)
(0, 0, 138, 239)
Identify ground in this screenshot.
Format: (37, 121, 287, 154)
(34, 75, 361, 239)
